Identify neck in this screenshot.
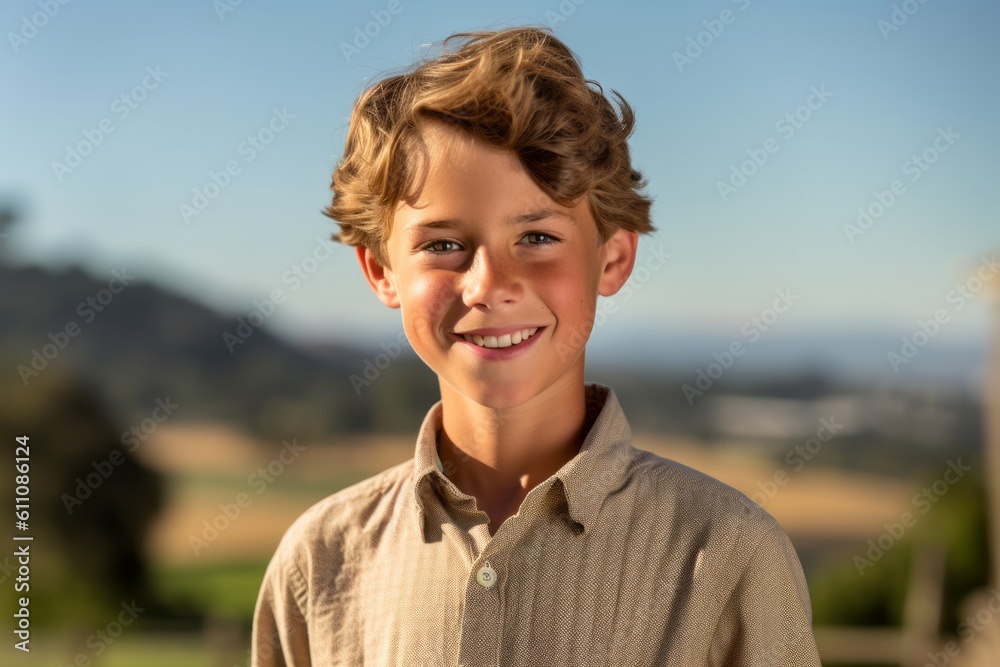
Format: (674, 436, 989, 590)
(436, 368, 590, 516)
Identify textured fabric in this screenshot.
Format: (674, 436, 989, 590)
(251, 382, 822, 666)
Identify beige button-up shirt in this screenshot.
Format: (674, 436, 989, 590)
(251, 382, 822, 666)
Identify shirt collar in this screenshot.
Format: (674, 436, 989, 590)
(411, 382, 634, 539)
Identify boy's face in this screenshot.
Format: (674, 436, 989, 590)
(357, 119, 637, 409)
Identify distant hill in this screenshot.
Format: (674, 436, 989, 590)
(0, 262, 439, 440)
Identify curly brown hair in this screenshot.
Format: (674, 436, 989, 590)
(323, 25, 655, 268)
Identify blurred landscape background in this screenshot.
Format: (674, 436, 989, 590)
(3, 0, 998, 665)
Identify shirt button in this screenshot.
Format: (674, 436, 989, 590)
(476, 564, 497, 588)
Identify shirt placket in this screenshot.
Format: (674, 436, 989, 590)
(436, 466, 555, 667)
(457, 521, 509, 667)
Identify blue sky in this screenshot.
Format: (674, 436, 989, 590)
(3, 0, 998, 363)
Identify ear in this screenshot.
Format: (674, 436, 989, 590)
(356, 245, 401, 309)
(597, 229, 639, 297)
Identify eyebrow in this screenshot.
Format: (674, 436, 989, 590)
(406, 209, 571, 237)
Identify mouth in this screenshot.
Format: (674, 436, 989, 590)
(451, 327, 543, 350)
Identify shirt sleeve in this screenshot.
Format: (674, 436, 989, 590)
(708, 520, 822, 666)
(251, 540, 312, 667)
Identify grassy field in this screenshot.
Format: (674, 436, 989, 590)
(155, 558, 271, 619)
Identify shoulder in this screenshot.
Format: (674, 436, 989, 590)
(268, 458, 415, 576)
(624, 446, 787, 562)
(624, 451, 820, 659)
(620, 451, 820, 659)
(618, 446, 811, 613)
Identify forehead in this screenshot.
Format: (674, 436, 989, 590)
(395, 119, 550, 214)
(410, 119, 521, 187)
(390, 118, 598, 242)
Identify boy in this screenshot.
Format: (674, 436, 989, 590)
(252, 26, 821, 666)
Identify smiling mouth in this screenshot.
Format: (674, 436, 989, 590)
(458, 327, 540, 349)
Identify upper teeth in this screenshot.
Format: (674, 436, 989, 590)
(462, 328, 539, 348)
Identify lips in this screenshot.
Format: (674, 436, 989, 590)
(460, 327, 539, 349)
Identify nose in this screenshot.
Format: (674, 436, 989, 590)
(462, 246, 520, 309)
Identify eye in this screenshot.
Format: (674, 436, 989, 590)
(421, 239, 463, 254)
(519, 232, 560, 246)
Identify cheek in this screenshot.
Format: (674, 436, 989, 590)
(534, 260, 598, 318)
(402, 274, 455, 331)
